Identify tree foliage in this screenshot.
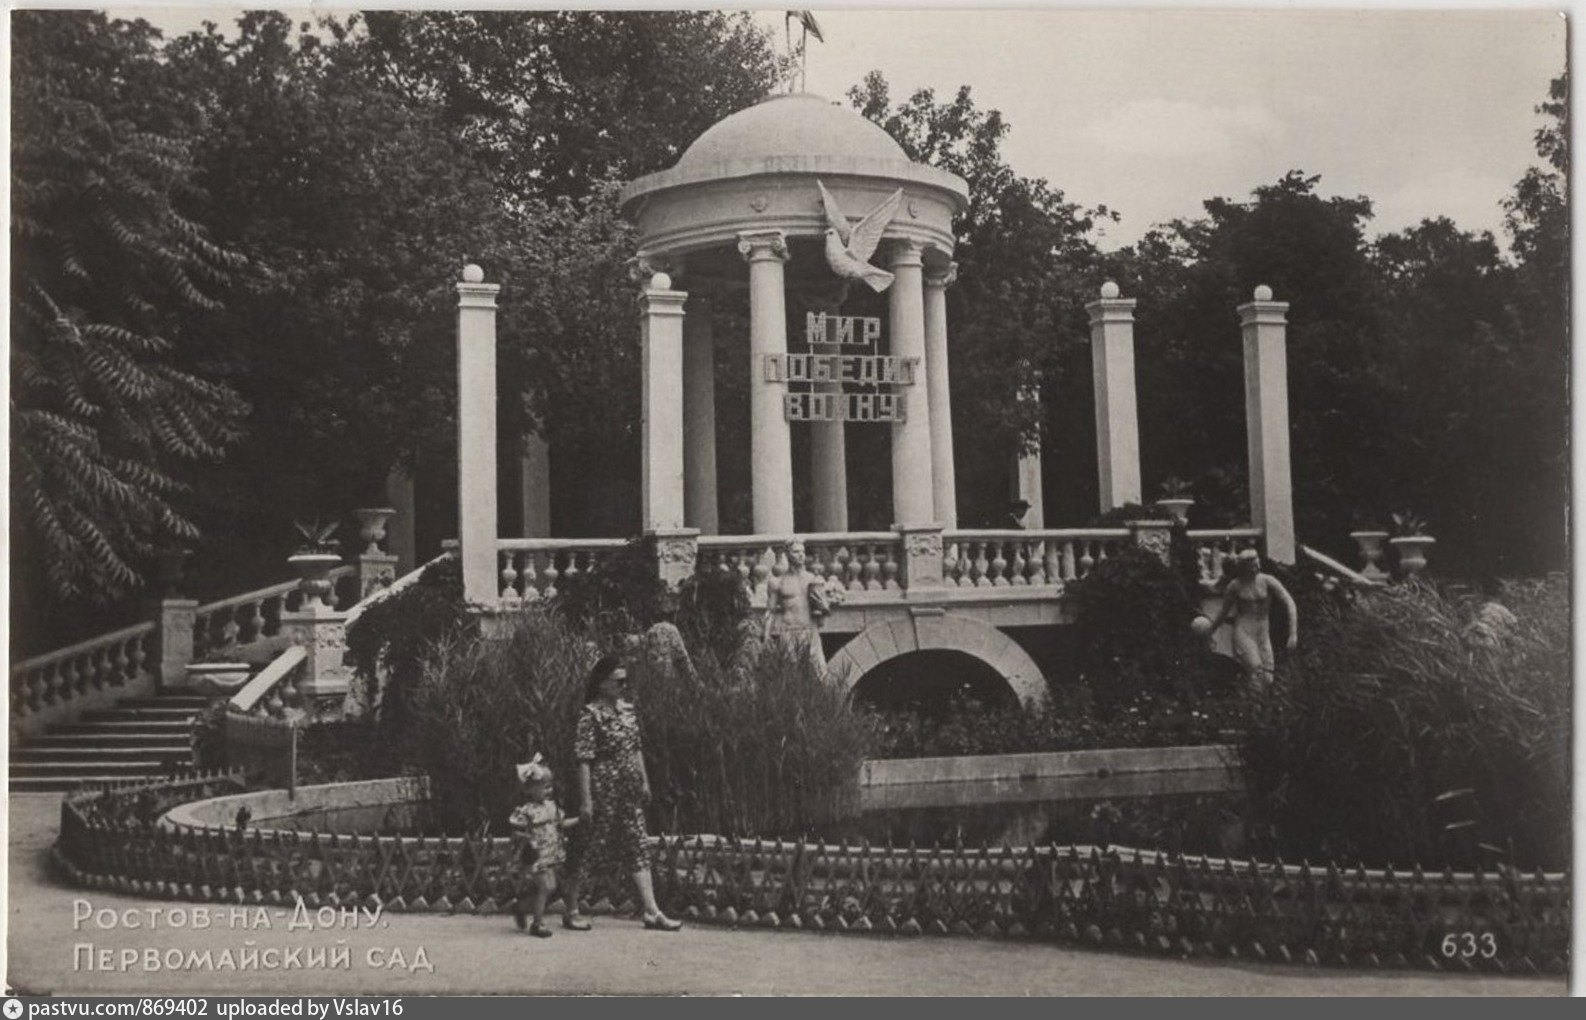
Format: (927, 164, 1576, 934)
(11, 11, 249, 604)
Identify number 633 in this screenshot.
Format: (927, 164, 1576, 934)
(1440, 932, 1498, 958)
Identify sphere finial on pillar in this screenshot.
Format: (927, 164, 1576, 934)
(1253, 284, 1273, 301)
(1100, 280, 1121, 299)
(650, 271, 672, 291)
(462, 264, 485, 284)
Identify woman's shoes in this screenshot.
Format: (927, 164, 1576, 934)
(528, 921, 553, 939)
(561, 914, 592, 931)
(642, 912, 682, 931)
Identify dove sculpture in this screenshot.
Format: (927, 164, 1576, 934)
(818, 180, 904, 293)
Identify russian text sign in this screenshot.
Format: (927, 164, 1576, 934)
(785, 391, 906, 422)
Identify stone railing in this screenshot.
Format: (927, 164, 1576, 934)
(696, 532, 906, 600)
(227, 645, 309, 720)
(943, 529, 1130, 588)
(497, 538, 628, 604)
(1187, 529, 1261, 589)
(192, 566, 355, 661)
(10, 621, 158, 733)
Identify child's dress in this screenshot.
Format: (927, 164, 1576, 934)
(509, 800, 567, 874)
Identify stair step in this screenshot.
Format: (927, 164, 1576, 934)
(30, 732, 195, 749)
(14, 745, 190, 762)
(116, 696, 211, 709)
(10, 758, 187, 778)
(80, 707, 200, 722)
(53, 720, 193, 734)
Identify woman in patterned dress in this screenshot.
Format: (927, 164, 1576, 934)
(558, 655, 682, 932)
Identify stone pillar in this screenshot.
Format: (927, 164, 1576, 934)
(353, 508, 399, 598)
(383, 467, 416, 576)
(280, 603, 351, 700)
(738, 231, 795, 535)
(455, 265, 500, 607)
(153, 599, 198, 689)
(888, 240, 935, 527)
(1011, 384, 1046, 529)
(1239, 285, 1296, 564)
(519, 432, 551, 538)
(897, 524, 945, 593)
(924, 263, 958, 528)
(640, 273, 687, 532)
(1086, 281, 1142, 512)
(682, 293, 719, 534)
(810, 379, 848, 532)
(649, 527, 701, 590)
(1127, 519, 1174, 566)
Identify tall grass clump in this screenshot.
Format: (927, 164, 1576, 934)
(404, 608, 871, 838)
(1239, 576, 1569, 869)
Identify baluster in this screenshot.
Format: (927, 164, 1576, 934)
(112, 639, 131, 685)
(1078, 542, 1096, 579)
(560, 550, 581, 590)
(261, 596, 283, 639)
(861, 545, 881, 591)
(750, 548, 772, 599)
(240, 601, 264, 645)
(542, 553, 561, 599)
(1060, 541, 1077, 582)
(1043, 541, 1061, 586)
(220, 607, 241, 651)
(808, 547, 828, 583)
(500, 551, 519, 603)
(520, 551, 540, 601)
(988, 540, 1009, 586)
(731, 550, 752, 592)
(880, 545, 900, 591)
(967, 541, 987, 587)
(130, 635, 148, 681)
(834, 546, 855, 591)
(53, 660, 73, 705)
(770, 545, 788, 580)
(942, 541, 960, 586)
(1009, 541, 1029, 585)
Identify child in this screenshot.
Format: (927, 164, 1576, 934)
(509, 756, 580, 938)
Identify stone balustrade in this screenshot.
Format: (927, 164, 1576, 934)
(10, 622, 157, 731)
(696, 532, 905, 600)
(191, 566, 354, 661)
(943, 529, 1130, 588)
(228, 645, 309, 719)
(497, 538, 628, 604)
(1188, 529, 1262, 589)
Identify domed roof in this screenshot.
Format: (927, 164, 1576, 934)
(675, 92, 909, 169)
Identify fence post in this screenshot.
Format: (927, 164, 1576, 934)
(152, 599, 199, 690)
(897, 524, 946, 592)
(353, 507, 400, 599)
(1127, 520, 1173, 566)
(649, 528, 700, 590)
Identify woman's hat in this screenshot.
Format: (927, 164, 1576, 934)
(516, 753, 552, 784)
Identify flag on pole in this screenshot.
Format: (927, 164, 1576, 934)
(790, 10, 824, 44)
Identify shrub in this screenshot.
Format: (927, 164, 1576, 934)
(1068, 546, 1227, 711)
(1238, 576, 1570, 869)
(343, 556, 474, 733)
(403, 608, 871, 839)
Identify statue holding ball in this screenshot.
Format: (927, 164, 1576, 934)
(1204, 549, 1298, 690)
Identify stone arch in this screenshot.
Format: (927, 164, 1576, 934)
(827, 613, 1048, 709)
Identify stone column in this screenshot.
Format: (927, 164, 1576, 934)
(1239, 285, 1296, 564)
(888, 240, 936, 527)
(383, 467, 416, 576)
(1011, 384, 1046, 529)
(682, 293, 719, 534)
(738, 231, 795, 535)
(640, 273, 687, 532)
(456, 265, 500, 607)
(1085, 281, 1142, 512)
(810, 379, 848, 532)
(924, 262, 958, 528)
(519, 432, 551, 538)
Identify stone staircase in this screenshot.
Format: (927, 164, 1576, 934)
(9, 692, 208, 792)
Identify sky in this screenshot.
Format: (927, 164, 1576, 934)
(71, 4, 1567, 250)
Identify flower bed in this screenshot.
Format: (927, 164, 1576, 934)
(51, 773, 1569, 975)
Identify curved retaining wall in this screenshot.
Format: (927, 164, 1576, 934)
(52, 773, 1570, 974)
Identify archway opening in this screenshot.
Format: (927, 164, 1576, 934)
(849, 649, 1019, 716)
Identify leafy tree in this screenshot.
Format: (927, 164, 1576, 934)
(848, 73, 1113, 525)
(10, 11, 248, 609)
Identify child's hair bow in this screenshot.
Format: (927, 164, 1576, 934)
(515, 753, 552, 784)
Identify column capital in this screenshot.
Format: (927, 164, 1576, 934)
(737, 230, 789, 262)
(887, 238, 926, 268)
(1085, 297, 1137, 328)
(924, 261, 959, 289)
(1237, 303, 1291, 327)
(456, 282, 500, 309)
